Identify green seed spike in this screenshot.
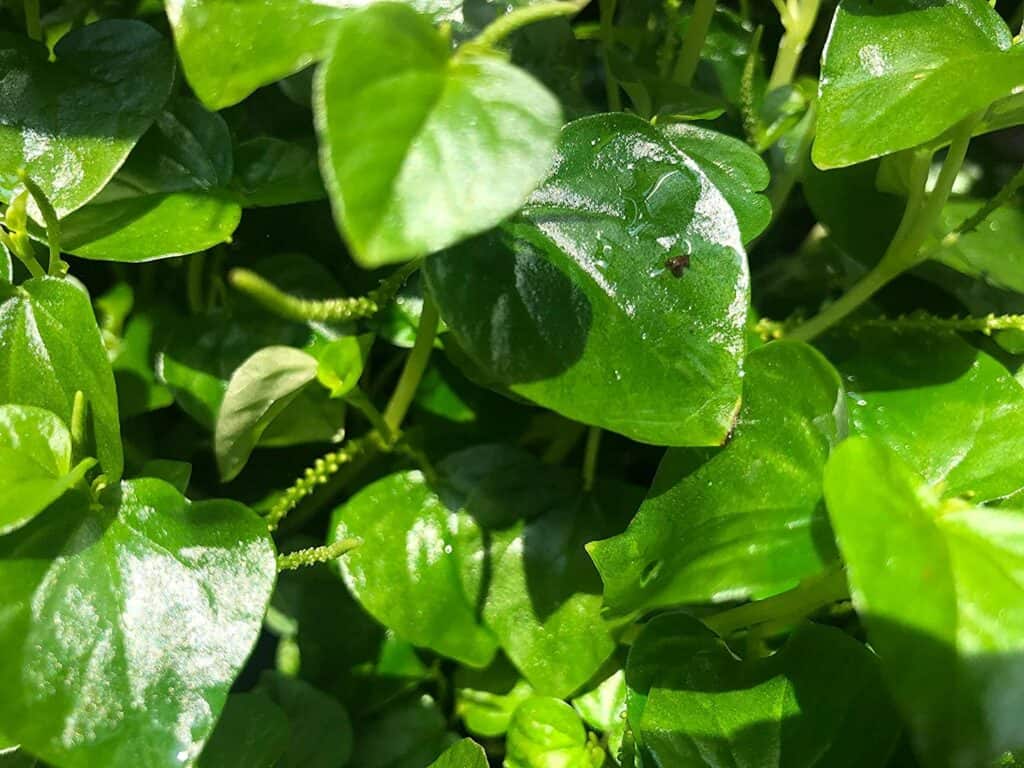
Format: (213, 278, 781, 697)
(276, 537, 363, 572)
(228, 259, 421, 323)
(265, 434, 380, 531)
(854, 312, 1024, 336)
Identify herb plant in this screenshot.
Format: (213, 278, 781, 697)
(1, 1, 1024, 767)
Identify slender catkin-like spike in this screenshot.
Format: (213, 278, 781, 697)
(265, 434, 379, 531)
(854, 312, 1024, 336)
(229, 259, 420, 323)
(276, 537, 363, 571)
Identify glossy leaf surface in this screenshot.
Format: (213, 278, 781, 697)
(505, 698, 604, 768)
(827, 328, 1024, 502)
(425, 113, 750, 446)
(625, 614, 901, 767)
(825, 438, 1024, 768)
(815, 0, 1024, 167)
(0, 21, 174, 217)
(428, 739, 488, 768)
(588, 341, 845, 616)
(316, 3, 562, 266)
(0, 479, 276, 768)
(57, 98, 240, 262)
(0, 277, 122, 479)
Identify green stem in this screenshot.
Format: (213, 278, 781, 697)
(277, 538, 363, 571)
(345, 388, 393, 442)
(542, 421, 586, 464)
(767, 0, 820, 91)
(582, 426, 602, 492)
(704, 568, 849, 637)
(949, 162, 1024, 238)
(599, 0, 622, 111)
(383, 294, 439, 434)
(470, 0, 588, 50)
(23, 0, 41, 41)
(853, 312, 1024, 336)
(0, 230, 44, 278)
(187, 253, 205, 314)
(789, 116, 979, 342)
(17, 172, 61, 275)
(674, 0, 716, 86)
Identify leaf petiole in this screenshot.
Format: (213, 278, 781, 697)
(17, 171, 63, 276)
(382, 293, 439, 434)
(468, 0, 589, 51)
(673, 0, 716, 86)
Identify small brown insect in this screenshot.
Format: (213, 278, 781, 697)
(664, 254, 690, 277)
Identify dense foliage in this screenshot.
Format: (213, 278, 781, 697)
(1, 0, 1024, 766)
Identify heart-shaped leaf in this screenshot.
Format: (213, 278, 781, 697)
(425, 113, 751, 447)
(588, 341, 845, 617)
(315, 3, 562, 267)
(0, 277, 122, 479)
(429, 739, 488, 768)
(56, 98, 241, 262)
(165, 0, 462, 110)
(625, 615, 901, 767)
(825, 438, 1024, 768)
(825, 328, 1024, 503)
(0, 478, 277, 768)
(330, 445, 638, 690)
(0, 21, 174, 217)
(0, 404, 94, 535)
(814, 0, 1024, 168)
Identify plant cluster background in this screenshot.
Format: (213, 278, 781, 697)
(1, 0, 1024, 766)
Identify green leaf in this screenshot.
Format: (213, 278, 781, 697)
(934, 199, 1024, 293)
(0, 21, 174, 217)
(425, 113, 750, 446)
(0, 478, 277, 768)
(0, 277, 122, 480)
(587, 341, 845, 616)
(315, 3, 562, 267)
(330, 445, 637, 688)
(56, 98, 241, 262)
(0, 404, 93, 535)
(198, 691, 290, 768)
(233, 137, 325, 208)
(215, 346, 334, 482)
(571, 668, 627, 759)
(138, 458, 192, 494)
(658, 123, 772, 244)
(259, 673, 353, 768)
(316, 335, 371, 399)
(165, 0, 461, 110)
(814, 0, 1024, 168)
(0, 241, 11, 283)
(505, 698, 604, 768)
(826, 329, 1024, 503)
(624, 615, 901, 767)
(110, 313, 175, 418)
(824, 438, 1024, 767)
(429, 739, 488, 768)
(349, 693, 452, 768)
(330, 467, 499, 667)
(455, 656, 536, 738)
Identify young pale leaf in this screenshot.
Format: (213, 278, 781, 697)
(0, 277, 122, 480)
(0, 21, 174, 217)
(827, 329, 1024, 502)
(0, 405, 93, 535)
(316, 335, 371, 399)
(165, 0, 461, 110)
(505, 698, 604, 768)
(315, 3, 562, 267)
(233, 137, 325, 208)
(425, 113, 751, 446)
(571, 669, 627, 759)
(455, 657, 536, 738)
(428, 739, 488, 768)
(587, 341, 845, 617)
(815, 0, 1024, 168)
(259, 673, 354, 768)
(624, 615, 901, 767)
(0, 479, 277, 768)
(215, 346, 326, 482)
(56, 98, 241, 262)
(197, 691, 290, 768)
(824, 438, 1024, 768)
